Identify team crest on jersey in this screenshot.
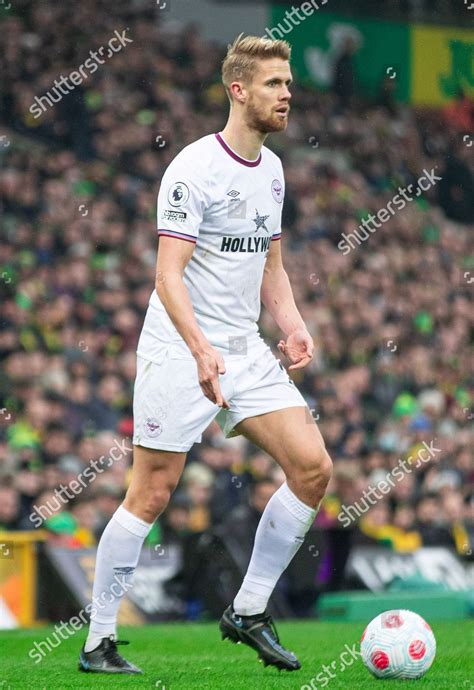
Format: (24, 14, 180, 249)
(168, 182, 189, 207)
(252, 209, 270, 233)
(271, 179, 283, 203)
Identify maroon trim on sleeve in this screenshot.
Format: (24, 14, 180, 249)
(158, 229, 197, 244)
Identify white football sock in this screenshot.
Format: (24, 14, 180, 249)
(233, 482, 317, 616)
(84, 505, 153, 652)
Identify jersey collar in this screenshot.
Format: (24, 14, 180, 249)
(214, 132, 262, 167)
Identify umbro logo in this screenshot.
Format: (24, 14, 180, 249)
(227, 189, 240, 198)
(113, 566, 135, 575)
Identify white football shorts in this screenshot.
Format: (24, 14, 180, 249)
(132, 345, 308, 452)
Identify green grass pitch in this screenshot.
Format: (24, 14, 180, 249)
(1, 620, 472, 689)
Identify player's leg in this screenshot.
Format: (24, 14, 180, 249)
(233, 407, 331, 609)
(80, 445, 186, 674)
(80, 349, 226, 673)
(220, 406, 331, 671)
(235, 405, 331, 506)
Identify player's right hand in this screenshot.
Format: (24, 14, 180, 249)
(194, 346, 230, 409)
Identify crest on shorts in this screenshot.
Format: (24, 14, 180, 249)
(144, 417, 163, 438)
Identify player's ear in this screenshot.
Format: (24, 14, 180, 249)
(230, 82, 246, 104)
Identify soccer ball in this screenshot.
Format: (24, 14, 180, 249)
(361, 609, 436, 679)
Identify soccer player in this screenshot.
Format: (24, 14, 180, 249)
(79, 34, 332, 675)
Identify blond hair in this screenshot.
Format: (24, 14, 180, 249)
(221, 33, 291, 102)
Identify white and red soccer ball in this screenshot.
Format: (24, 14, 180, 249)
(361, 609, 436, 679)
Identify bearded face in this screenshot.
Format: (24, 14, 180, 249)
(244, 92, 290, 133)
(237, 58, 292, 135)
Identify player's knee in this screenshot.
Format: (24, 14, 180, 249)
(125, 483, 173, 522)
(315, 451, 333, 492)
(290, 449, 332, 505)
(143, 487, 172, 520)
(146, 469, 182, 517)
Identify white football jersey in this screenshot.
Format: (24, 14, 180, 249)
(137, 132, 285, 361)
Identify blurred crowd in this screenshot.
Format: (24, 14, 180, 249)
(0, 1, 473, 615)
(329, 0, 473, 21)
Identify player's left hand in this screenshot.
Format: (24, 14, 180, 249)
(277, 328, 314, 370)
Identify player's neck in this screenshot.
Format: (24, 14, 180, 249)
(219, 124, 266, 162)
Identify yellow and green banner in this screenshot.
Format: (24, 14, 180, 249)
(412, 25, 474, 104)
(269, 7, 474, 106)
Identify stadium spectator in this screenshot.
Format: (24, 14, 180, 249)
(332, 36, 358, 113)
(437, 137, 474, 223)
(415, 495, 455, 547)
(0, 484, 23, 531)
(182, 464, 214, 533)
(92, 484, 125, 540)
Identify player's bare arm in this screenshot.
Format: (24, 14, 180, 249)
(261, 238, 314, 370)
(155, 237, 229, 408)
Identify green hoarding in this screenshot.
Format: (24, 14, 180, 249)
(269, 6, 474, 105)
(268, 7, 410, 101)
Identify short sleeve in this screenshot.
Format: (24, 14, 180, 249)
(272, 164, 285, 241)
(157, 156, 208, 244)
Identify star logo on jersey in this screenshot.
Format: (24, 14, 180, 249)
(252, 209, 270, 233)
